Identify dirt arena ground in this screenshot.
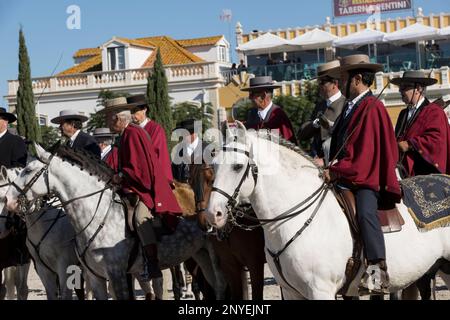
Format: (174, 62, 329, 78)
(3, 264, 448, 300)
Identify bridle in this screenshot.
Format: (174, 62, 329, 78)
(211, 141, 330, 296)
(211, 146, 258, 219)
(9, 155, 55, 215)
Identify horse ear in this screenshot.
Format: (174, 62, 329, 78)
(0, 166, 7, 182)
(220, 121, 234, 145)
(34, 143, 51, 162)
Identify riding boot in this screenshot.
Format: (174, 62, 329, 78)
(141, 244, 162, 281)
(359, 259, 390, 295)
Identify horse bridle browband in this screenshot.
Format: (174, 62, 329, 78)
(211, 146, 258, 215)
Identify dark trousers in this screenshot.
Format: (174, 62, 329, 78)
(355, 188, 386, 262)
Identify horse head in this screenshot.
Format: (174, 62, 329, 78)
(206, 121, 258, 229)
(5, 143, 54, 213)
(0, 166, 21, 238)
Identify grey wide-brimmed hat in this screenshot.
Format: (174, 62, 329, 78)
(51, 110, 88, 124)
(315, 60, 341, 80)
(92, 127, 114, 138)
(390, 70, 438, 87)
(0, 107, 17, 123)
(99, 95, 148, 114)
(241, 76, 282, 92)
(328, 54, 383, 78)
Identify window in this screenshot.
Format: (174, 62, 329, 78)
(38, 115, 47, 126)
(219, 46, 228, 62)
(108, 46, 126, 70)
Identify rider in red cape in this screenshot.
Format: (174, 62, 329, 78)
(101, 97, 181, 280)
(392, 70, 450, 177)
(128, 94, 174, 182)
(326, 54, 401, 294)
(330, 94, 401, 202)
(243, 76, 297, 144)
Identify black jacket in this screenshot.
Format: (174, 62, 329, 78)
(0, 131, 27, 168)
(68, 131, 101, 158)
(172, 140, 210, 183)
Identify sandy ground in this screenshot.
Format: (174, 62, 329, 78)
(2, 263, 449, 300)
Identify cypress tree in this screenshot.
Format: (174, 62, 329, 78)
(16, 27, 41, 153)
(146, 49, 173, 142)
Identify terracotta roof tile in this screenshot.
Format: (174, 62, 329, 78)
(176, 35, 223, 47)
(115, 37, 155, 48)
(140, 36, 204, 67)
(73, 48, 101, 58)
(58, 55, 102, 76)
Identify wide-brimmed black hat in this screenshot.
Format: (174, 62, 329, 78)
(241, 76, 282, 92)
(0, 107, 17, 123)
(51, 110, 88, 125)
(390, 70, 438, 87)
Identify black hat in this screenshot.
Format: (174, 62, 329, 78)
(176, 118, 196, 134)
(0, 107, 17, 123)
(241, 76, 282, 92)
(127, 94, 148, 111)
(390, 70, 438, 87)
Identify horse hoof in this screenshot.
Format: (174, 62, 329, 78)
(145, 293, 156, 300)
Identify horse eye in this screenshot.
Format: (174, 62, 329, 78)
(233, 164, 244, 171)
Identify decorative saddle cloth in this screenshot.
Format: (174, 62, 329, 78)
(400, 174, 450, 231)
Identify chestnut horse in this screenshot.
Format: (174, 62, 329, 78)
(191, 164, 266, 300)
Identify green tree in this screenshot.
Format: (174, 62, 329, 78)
(172, 101, 214, 133)
(146, 50, 173, 142)
(16, 28, 41, 153)
(40, 126, 60, 150)
(231, 98, 253, 122)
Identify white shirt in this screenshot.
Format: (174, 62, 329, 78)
(139, 118, 149, 128)
(327, 91, 343, 107)
(101, 145, 112, 160)
(186, 136, 199, 157)
(258, 101, 273, 122)
(407, 97, 426, 121)
(344, 89, 370, 118)
(69, 130, 81, 147)
(0, 129, 7, 139)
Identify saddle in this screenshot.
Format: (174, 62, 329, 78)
(333, 187, 405, 296)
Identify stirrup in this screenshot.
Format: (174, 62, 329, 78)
(359, 264, 390, 295)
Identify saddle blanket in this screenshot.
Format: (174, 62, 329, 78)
(400, 174, 450, 231)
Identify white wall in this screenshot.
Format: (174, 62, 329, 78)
(128, 47, 152, 69)
(185, 37, 231, 63)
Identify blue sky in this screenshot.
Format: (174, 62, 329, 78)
(0, 0, 447, 106)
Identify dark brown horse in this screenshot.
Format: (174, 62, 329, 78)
(191, 164, 266, 300)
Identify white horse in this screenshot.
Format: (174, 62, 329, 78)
(206, 123, 450, 300)
(5, 145, 226, 300)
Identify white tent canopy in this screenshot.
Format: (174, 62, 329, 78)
(288, 28, 338, 50)
(383, 23, 440, 44)
(236, 32, 291, 53)
(333, 28, 386, 49)
(439, 26, 450, 38)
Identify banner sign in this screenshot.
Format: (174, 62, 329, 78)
(334, 0, 412, 17)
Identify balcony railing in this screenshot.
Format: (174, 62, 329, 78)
(247, 62, 319, 82)
(7, 62, 222, 96)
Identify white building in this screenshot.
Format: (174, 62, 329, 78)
(5, 35, 232, 126)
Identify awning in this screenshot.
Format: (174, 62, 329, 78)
(383, 23, 440, 44)
(288, 28, 338, 50)
(334, 28, 386, 49)
(439, 26, 450, 38)
(236, 33, 291, 53)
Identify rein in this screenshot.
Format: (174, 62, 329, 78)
(214, 143, 330, 296)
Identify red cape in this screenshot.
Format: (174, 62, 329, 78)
(119, 124, 181, 221)
(104, 146, 119, 171)
(144, 120, 174, 182)
(398, 103, 450, 175)
(246, 105, 297, 144)
(331, 96, 401, 202)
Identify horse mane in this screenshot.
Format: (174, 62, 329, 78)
(252, 130, 319, 168)
(55, 146, 114, 183)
